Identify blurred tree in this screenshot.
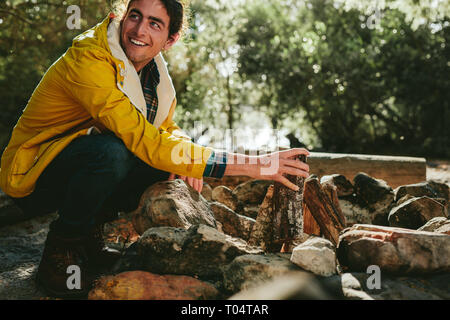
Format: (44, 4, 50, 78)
(0, 0, 113, 149)
(236, 0, 449, 157)
(165, 0, 250, 142)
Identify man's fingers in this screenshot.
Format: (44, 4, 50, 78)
(168, 173, 176, 180)
(276, 175, 300, 192)
(283, 148, 310, 159)
(282, 158, 310, 173)
(280, 166, 309, 178)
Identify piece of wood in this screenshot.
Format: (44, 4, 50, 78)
(302, 202, 321, 236)
(248, 185, 275, 251)
(321, 180, 346, 228)
(272, 155, 307, 253)
(303, 176, 346, 245)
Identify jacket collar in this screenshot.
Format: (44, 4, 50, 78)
(106, 17, 176, 129)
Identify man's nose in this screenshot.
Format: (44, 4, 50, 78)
(134, 21, 146, 37)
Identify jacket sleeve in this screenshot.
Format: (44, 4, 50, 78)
(58, 48, 213, 179)
(159, 97, 192, 142)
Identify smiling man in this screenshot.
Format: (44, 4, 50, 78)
(0, 0, 309, 298)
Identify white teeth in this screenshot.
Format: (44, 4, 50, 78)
(130, 38, 146, 46)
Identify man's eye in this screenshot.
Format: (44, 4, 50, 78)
(129, 14, 139, 20)
(150, 22, 160, 29)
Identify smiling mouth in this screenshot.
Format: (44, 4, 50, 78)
(129, 37, 148, 47)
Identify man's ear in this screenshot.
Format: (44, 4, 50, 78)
(163, 32, 180, 50)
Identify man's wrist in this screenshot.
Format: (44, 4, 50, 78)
(223, 153, 259, 177)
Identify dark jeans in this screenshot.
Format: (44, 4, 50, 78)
(13, 133, 170, 237)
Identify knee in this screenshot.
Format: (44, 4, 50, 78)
(89, 135, 135, 179)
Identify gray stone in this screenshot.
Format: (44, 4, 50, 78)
(132, 179, 217, 235)
(322, 272, 450, 300)
(201, 183, 213, 202)
(209, 201, 255, 241)
(240, 205, 259, 219)
(417, 217, 450, 235)
(232, 179, 273, 205)
(337, 224, 450, 275)
(388, 196, 447, 229)
(222, 253, 302, 293)
(396, 194, 416, 206)
(320, 174, 354, 197)
(394, 181, 449, 202)
(123, 224, 263, 280)
(290, 237, 337, 277)
(212, 186, 240, 212)
(338, 196, 372, 226)
(353, 173, 395, 226)
(229, 271, 336, 300)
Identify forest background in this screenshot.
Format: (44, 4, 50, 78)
(0, 0, 448, 158)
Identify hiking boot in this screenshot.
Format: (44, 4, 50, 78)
(36, 230, 98, 299)
(84, 224, 122, 273)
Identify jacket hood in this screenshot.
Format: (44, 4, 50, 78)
(72, 15, 176, 129)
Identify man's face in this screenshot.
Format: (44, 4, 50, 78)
(120, 0, 179, 72)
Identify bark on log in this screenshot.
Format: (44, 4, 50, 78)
(302, 176, 346, 245)
(248, 185, 275, 251)
(321, 181, 346, 228)
(271, 155, 307, 253)
(302, 203, 321, 236)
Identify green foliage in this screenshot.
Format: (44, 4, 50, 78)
(236, 0, 449, 157)
(0, 0, 448, 158)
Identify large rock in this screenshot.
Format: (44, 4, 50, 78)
(231, 179, 273, 205)
(88, 271, 219, 300)
(388, 196, 447, 229)
(240, 205, 260, 219)
(200, 183, 213, 202)
(290, 237, 337, 277)
(338, 196, 372, 226)
(229, 271, 337, 300)
(209, 202, 255, 241)
(353, 173, 395, 225)
(116, 224, 263, 280)
(394, 181, 449, 202)
(320, 174, 354, 197)
(132, 179, 217, 235)
(222, 253, 302, 293)
(337, 224, 450, 274)
(0, 190, 28, 227)
(322, 272, 450, 300)
(212, 186, 240, 212)
(417, 217, 450, 235)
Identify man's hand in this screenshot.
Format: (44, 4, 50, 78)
(168, 173, 203, 193)
(224, 148, 310, 191)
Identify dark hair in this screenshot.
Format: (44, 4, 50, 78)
(115, 0, 190, 37)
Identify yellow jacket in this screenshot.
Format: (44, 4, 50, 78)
(0, 16, 213, 198)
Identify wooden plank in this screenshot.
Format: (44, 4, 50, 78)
(303, 176, 346, 245)
(308, 152, 426, 189)
(206, 152, 426, 190)
(302, 202, 321, 236)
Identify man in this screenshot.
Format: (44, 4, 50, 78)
(0, 0, 310, 297)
